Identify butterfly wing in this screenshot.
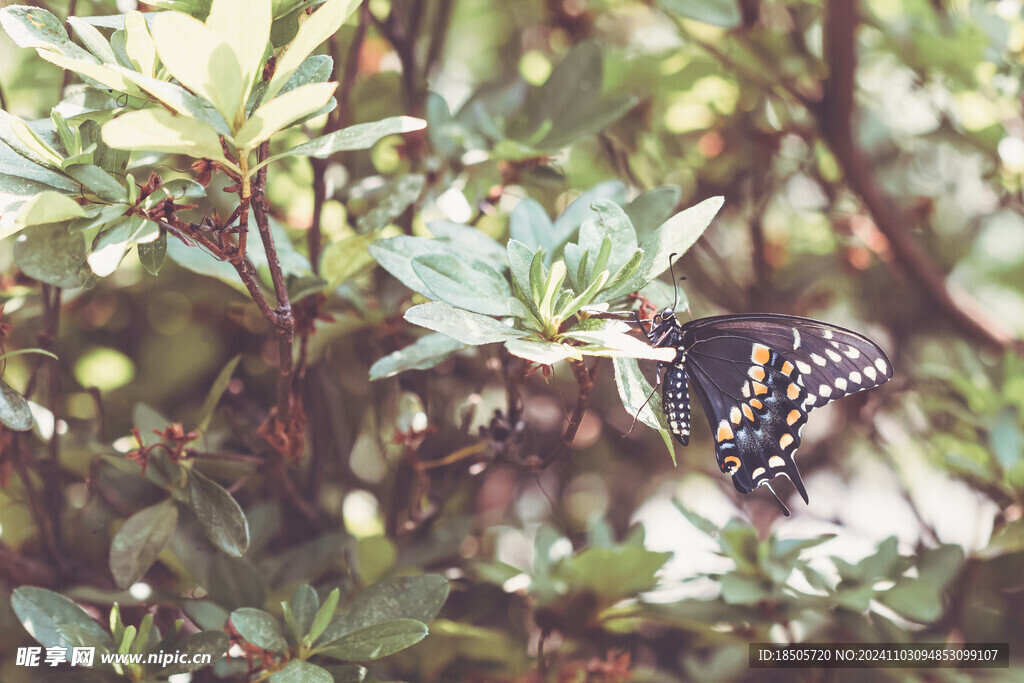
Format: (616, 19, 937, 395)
(680, 314, 892, 505)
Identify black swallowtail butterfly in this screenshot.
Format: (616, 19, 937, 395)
(637, 279, 892, 516)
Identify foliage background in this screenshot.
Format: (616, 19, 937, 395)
(1, 0, 1023, 681)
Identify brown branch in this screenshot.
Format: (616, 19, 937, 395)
(816, 0, 1022, 354)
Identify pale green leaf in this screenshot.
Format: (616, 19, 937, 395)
(67, 16, 118, 64)
(404, 301, 526, 345)
(504, 338, 581, 365)
(263, 116, 426, 165)
(36, 50, 148, 100)
(369, 333, 467, 381)
(14, 191, 87, 230)
(264, 0, 361, 102)
(109, 499, 178, 589)
(206, 0, 272, 109)
(234, 81, 337, 150)
(101, 109, 233, 168)
(124, 11, 158, 77)
(151, 10, 245, 125)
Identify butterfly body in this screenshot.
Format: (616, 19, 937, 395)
(640, 308, 892, 514)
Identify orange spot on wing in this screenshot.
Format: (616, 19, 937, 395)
(752, 344, 771, 365)
(786, 409, 801, 425)
(787, 383, 800, 400)
(779, 433, 794, 449)
(752, 382, 768, 396)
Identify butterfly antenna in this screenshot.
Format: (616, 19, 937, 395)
(763, 482, 791, 517)
(668, 252, 680, 311)
(624, 383, 660, 437)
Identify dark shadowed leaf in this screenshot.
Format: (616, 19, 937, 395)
(11, 587, 113, 651)
(317, 574, 449, 645)
(13, 223, 88, 288)
(186, 470, 250, 557)
(230, 608, 289, 653)
(270, 660, 334, 683)
(159, 631, 229, 675)
(314, 619, 428, 661)
(110, 498, 178, 589)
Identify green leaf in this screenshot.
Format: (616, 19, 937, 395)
(13, 191, 87, 231)
(626, 185, 681, 239)
(152, 0, 271, 126)
(196, 355, 241, 432)
(11, 587, 114, 651)
(507, 240, 542, 318)
(369, 333, 467, 381)
(673, 498, 719, 536)
(110, 499, 179, 589)
(67, 16, 119, 65)
(234, 82, 337, 151)
(612, 357, 670, 433)
(35, 50, 149, 100)
(270, 660, 334, 683)
(659, 0, 742, 28)
(369, 235, 457, 298)
(411, 253, 511, 316)
(560, 323, 676, 361)
(64, 164, 127, 203)
(314, 619, 428, 661)
(267, 116, 426, 162)
(87, 218, 136, 277)
(264, 0, 361, 102)
(138, 232, 168, 276)
(579, 200, 637, 282)
(321, 231, 381, 287)
(206, 0, 271, 110)
(124, 11, 158, 77)
(158, 630, 229, 675)
(307, 587, 339, 644)
(877, 578, 943, 623)
(404, 301, 526, 345)
(288, 584, 319, 641)
(317, 575, 449, 645)
(186, 470, 250, 557)
(230, 607, 289, 652)
(510, 199, 555, 252)
(358, 174, 425, 232)
(428, 220, 508, 271)
(562, 546, 672, 603)
(0, 6, 94, 60)
(630, 196, 723, 290)
(13, 223, 88, 288)
(599, 248, 644, 301)
(0, 380, 34, 431)
(504, 338, 581, 365)
(551, 181, 628, 257)
(105, 64, 232, 136)
(101, 109, 233, 167)
(720, 572, 769, 604)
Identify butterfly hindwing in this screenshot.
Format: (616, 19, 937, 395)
(685, 343, 810, 503)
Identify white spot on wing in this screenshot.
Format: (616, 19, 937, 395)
(844, 345, 861, 359)
(796, 360, 812, 375)
(792, 327, 802, 350)
(818, 385, 832, 397)
(849, 371, 862, 384)
(826, 348, 843, 363)
(835, 378, 848, 392)
(874, 358, 888, 375)
(811, 353, 826, 366)
(864, 365, 878, 382)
